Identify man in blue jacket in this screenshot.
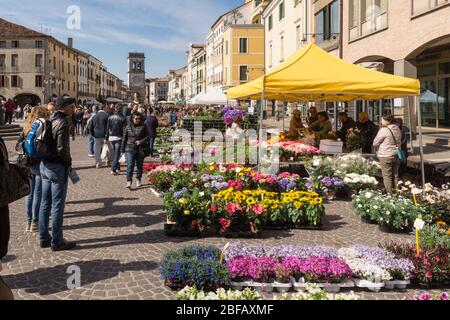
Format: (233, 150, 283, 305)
(89, 104, 111, 168)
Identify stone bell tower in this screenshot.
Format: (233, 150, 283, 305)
(127, 53, 146, 103)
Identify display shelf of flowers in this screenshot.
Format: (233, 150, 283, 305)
(305, 153, 381, 201)
(145, 162, 327, 237)
(353, 182, 450, 234)
(161, 243, 446, 296)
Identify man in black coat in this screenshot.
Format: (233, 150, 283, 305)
(353, 112, 379, 154)
(335, 112, 355, 146)
(144, 108, 159, 157)
(89, 105, 111, 168)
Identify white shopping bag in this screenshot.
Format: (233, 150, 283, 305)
(101, 144, 110, 162)
(119, 154, 127, 165)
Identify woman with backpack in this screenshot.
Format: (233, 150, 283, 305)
(21, 106, 50, 232)
(121, 112, 149, 189)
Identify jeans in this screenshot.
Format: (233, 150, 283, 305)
(4, 112, 13, 125)
(126, 151, 144, 182)
(39, 162, 68, 246)
(379, 157, 401, 194)
(88, 134, 95, 155)
(110, 140, 122, 172)
(26, 162, 42, 223)
(149, 137, 156, 157)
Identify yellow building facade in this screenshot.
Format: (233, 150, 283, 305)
(47, 38, 78, 100)
(223, 25, 265, 90)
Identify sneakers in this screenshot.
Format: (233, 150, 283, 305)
(88, 154, 94, 158)
(25, 222, 31, 233)
(136, 180, 142, 188)
(30, 221, 39, 233)
(126, 182, 132, 189)
(51, 239, 77, 252)
(96, 163, 102, 169)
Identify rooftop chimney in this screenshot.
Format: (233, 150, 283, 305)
(68, 37, 73, 48)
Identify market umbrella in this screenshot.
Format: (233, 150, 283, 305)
(105, 97, 123, 103)
(86, 98, 100, 106)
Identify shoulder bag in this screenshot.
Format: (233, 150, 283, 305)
(387, 128, 406, 163)
(0, 139, 30, 206)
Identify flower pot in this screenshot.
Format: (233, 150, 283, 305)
(249, 282, 274, 293)
(353, 278, 385, 292)
(324, 190, 337, 202)
(273, 281, 292, 293)
(384, 280, 410, 291)
(360, 216, 377, 225)
(378, 224, 413, 234)
(290, 276, 306, 292)
(230, 282, 244, 291)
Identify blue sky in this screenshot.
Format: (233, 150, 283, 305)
(0, 0, 243, 82)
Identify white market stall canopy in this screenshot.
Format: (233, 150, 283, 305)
(188, 88, 236, 105)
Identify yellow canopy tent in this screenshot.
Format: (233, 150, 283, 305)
(227, 43, 420, 101)
(227, 44, 425, 185)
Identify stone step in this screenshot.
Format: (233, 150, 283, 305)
(0, 127, 22, 134)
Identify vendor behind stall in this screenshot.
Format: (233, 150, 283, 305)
(309, 111, 332, 145)
(354, 112, 379, 153)
(308, 107, 318, 125)
(289, 110, 305, 133)
(330, 112, 355, 146)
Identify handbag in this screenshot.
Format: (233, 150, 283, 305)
(387, 128, 406, 163)
(0, 161, 30, 207)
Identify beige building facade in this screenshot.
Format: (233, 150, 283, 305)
(342, 0, 450, 129)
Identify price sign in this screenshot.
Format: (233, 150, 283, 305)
(220, 242, 230, 264)
(414, 218, 425, 230)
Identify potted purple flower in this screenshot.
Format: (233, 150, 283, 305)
(320, 176, 346, 201)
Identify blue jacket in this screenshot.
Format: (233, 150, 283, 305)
(89, 110, 110, 139)
(145, 116, 159, 137)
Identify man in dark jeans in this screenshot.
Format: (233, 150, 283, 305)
(39, 96, 77, 251)
(0, 136, 14, 299)
(145, 108, 159, 157)
(106, 105, 125, 175)
(89, 105, 111, 168)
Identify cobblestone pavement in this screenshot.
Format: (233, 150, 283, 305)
(2, 137, 448, 300)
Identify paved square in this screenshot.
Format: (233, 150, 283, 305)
(2, 137, 447, 300)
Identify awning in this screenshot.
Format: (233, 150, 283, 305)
(105, 97, 123, 103)
(188, 87, 235, 105)
(227, 44, 420, 102)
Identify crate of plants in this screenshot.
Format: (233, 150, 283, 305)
(262, 190, 326, 231)
(352, 190, 428, 233)
(282, 257, 354, 293)
(227, 256, 289, 293)
(382, 238, 450, 288)
(338, 245, 415, 292)
(160, 245, 230, 291)
(163, 187, 216, 237)
(225, 247, 353, 294)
